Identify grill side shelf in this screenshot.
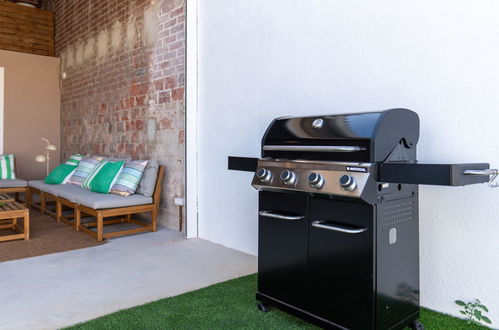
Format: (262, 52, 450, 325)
(378, 163, 490, 186)
(228, 156, 258, 172)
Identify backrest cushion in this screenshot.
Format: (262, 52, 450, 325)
(65, 154, 84, 166)
(110, 160, 148, 196)
(82, 160, 125, 194)
(0, 154, 16, 180)
(67, 155, 103, 186)
(136, 159, 159, 197)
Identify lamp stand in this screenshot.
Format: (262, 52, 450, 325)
(46, 149, 50, 176)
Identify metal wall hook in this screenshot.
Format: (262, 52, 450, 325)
(463, 169, 499, 188)
(488, 170, 499, 188)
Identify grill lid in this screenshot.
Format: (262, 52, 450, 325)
(262, 108, 419, 162)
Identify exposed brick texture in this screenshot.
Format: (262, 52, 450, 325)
(42, 0, 185, 229)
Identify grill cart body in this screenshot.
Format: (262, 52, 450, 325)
(250, 109, 490, 329)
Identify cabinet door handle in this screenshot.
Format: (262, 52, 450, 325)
(311, 221, 367, 234)
(259, 211, 305, 221)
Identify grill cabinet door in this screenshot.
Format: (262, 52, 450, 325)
(308, 198, 375, 330)
(258, 191, 308, 310)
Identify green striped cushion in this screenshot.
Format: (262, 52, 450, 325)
(0, 154, 16, 180)
(45, 164, 77, 184)
(65, 154, 84, 166)
(83, 160, 125, 194)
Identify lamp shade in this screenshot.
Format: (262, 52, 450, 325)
(47, 144, 57, 151)
(35, 155, 47, 163)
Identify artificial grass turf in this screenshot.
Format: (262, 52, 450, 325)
(67, 274, 489, 330)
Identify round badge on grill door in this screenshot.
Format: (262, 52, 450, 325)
(312, 118, 324, 129)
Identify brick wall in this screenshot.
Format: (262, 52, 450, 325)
(42, 0, 185, 229)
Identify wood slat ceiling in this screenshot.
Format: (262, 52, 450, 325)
(0, 0, 54, 56)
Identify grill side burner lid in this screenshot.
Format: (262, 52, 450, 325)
(262, 108, 419, 162)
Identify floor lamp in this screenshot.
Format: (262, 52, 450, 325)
(35, 138, 57, 176)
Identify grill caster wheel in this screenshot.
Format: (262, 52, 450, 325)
(409, 320, 424, 330)
(257, 303, 270, 313)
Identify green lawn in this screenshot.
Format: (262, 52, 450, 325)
(67, 274, 489, 330)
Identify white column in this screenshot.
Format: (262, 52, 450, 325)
(185, 0, 199, 238)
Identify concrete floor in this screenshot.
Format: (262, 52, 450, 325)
(0, 228, 257, 330)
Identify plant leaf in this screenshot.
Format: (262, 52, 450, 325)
(460, 311, 466, 315)
(478, 304, 489, 312)
(481, 316, 492, 324)
(474, 309, 482, 319)
(455, 300, 467, 306)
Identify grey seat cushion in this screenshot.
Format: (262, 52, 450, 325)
(28, 180, 60, 195)
(50, 184, 86, 202)
(136, 159, 159, 197)
(0, 179, 27, 188)
(29, 181, 153, 209)
(76, 191, 153, 209)
(29, 181, 82, 200)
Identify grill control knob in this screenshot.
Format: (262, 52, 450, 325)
(308, 172, 325, 189)
(280, 170, 297, 185)
(339, 174, 357, 191)
(256, 168, 272, 183)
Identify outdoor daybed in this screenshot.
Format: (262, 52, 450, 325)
(28, 159, 164, 241)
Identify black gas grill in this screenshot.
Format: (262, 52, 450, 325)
(244, 108, 494, 330)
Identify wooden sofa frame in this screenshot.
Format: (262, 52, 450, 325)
(0, 159, 30, 206)
(0, 186, 30, 206)
(29, 166, 165, 242)
(28, 188, 55, 217)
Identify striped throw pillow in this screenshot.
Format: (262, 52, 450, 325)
(65, 154, 84, 166)
(110, 160, 148, 196)
(0, 154, 16, 180)
(67, 156, 103, 186)
(83, 160, 125, 194)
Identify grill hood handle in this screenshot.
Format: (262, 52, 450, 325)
(262, 145, 366, 152)
(378, 163, 492, 186)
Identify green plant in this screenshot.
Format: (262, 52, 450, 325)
(455, 299, 492, 326)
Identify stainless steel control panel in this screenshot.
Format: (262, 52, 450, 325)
(251, 159, 373, 198)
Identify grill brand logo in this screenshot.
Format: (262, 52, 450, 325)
(346, 166, 368, 173)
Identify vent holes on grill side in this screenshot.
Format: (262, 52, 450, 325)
(398, 184, 402, 191)
(378, 184, 383, 192)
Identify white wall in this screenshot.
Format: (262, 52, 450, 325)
(197, 0, 499, 322)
